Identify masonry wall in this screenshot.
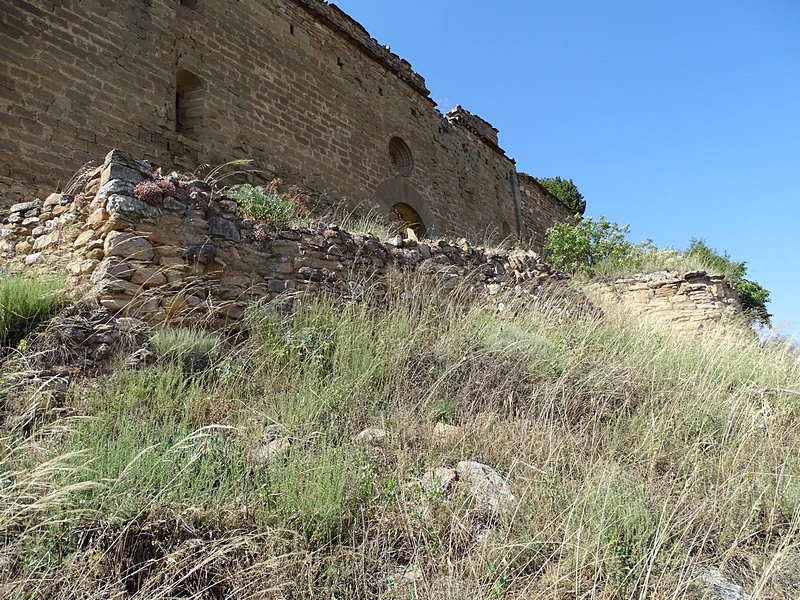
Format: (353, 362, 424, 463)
(1, 0, 557, 241)
(0, 150, 568, 334)
(517, 173, 576, 249)
(587, 271, 744, 332)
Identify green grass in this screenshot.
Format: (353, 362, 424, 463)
(0, 273, 65, 349)
(2, 272, 800, 598)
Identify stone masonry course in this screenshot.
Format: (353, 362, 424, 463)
(1, 0, 573, 245)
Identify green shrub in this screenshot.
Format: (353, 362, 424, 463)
(0, 273, 66, 348)
(541, 216, 637, 276)
(685, 239, 771, 326)
(236, 183, 295, 227)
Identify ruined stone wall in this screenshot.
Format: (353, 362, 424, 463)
(587, 271, 744, 332)
(0, 150, 566, 329)
(0, 0, 560, 242)
(517, 173, 576, 249)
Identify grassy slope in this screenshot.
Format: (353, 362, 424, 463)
(2, 271, 799, 599)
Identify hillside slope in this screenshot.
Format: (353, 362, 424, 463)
(1, 266, 799, 599)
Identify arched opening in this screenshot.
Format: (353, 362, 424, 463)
(391, 202, 426, 238)
(372, 178, 435, 238)
(501, 221, 511, 238)
(175, 69, 205, 138)
(388, 136, 414, 176)
(180, 0, 199, 9)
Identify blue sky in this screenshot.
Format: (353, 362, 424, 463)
(334, 0, 800, 335)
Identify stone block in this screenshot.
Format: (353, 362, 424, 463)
(130, 268, 168, 287)
(209, 216, 241, 242)
(100, 162, 145, 186)
(106, 194, 157, 219)
(32, 230, 59, 251)
(73, 229, 96, 249)
(104, 231, 155, 261)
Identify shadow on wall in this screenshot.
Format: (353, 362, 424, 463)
(372, 178, 434, 238)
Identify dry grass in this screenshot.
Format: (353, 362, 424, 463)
(1, 272, 799, 598)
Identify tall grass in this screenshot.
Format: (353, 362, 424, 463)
(2, 272, 799, 598)
(0, 273, 65, 348)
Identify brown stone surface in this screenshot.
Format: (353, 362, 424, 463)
(0, 0, 571, 245)
(588, 270, 744, 331)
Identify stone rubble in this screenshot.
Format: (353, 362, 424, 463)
(1, 150, 570, 330)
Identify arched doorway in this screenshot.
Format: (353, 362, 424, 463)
(390, 202, 425, 238)
(372, 178, 435, 238)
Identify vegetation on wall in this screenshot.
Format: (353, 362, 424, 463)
(542, 218, 772, 326)
(535, 176, 587, 215)
(236, 180, 309, 229)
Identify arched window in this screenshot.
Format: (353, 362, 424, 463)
(175, 69, 205, 138)
(388, 137, 414, 176)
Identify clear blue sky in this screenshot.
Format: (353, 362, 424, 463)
(334, 0, 800, 336)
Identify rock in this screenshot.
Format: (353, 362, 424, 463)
(455, 461, 516, 513)
(32, 230, 59, 251)
(250, 437, 290, 466)
(9, 200, 42, 214)
(183, 242, 217, 265)
(421, 467, 457, 496)
(73, 230, 97, 249)
(100, 298, 132, 312)
(130, 268, 167, 287)
(104, 231, 154, 261)
(106, 194, 157, 219)
(698, 568, 751, 599)
(91, 257, 134, 283)
(97, 178, 135, 199)
(209, 216, 242, 242)
(24, 252, 42, 266)
(355, 427, 388, 446)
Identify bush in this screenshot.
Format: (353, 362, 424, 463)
(685, 239, 771, 326)
(542, 216, 637, 276)
(536, 176, 586, 215)
(236, 179, 308, 229)
(542, 223, 772, 327)
(0, 273, 66, 348)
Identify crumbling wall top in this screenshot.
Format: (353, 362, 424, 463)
(447, 105, 501, 149)
(297, 0, 430, 98)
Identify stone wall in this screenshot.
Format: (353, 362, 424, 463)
(0, 150, 567, 328)
(587, 271, 744, 331)
(1, 0, 571, 245)
(516, 173, 577, 250)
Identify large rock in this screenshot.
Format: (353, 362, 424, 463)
(456, 461, 516, 513)
(104, 231, 154, 261)
(106, 194, 157, 220)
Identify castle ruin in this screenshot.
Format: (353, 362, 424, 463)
(1, 0, 573, 245)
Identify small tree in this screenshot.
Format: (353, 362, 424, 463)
(536, 177, 586, 215)
(542, 216, 635, 276)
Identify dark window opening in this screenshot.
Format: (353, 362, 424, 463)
(502, 221, 511, 237)
(290, 24, 295, 35)
(180, 0, 199, 9)
(390, 202, 426, 238)
(176, 69, 205, 138)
